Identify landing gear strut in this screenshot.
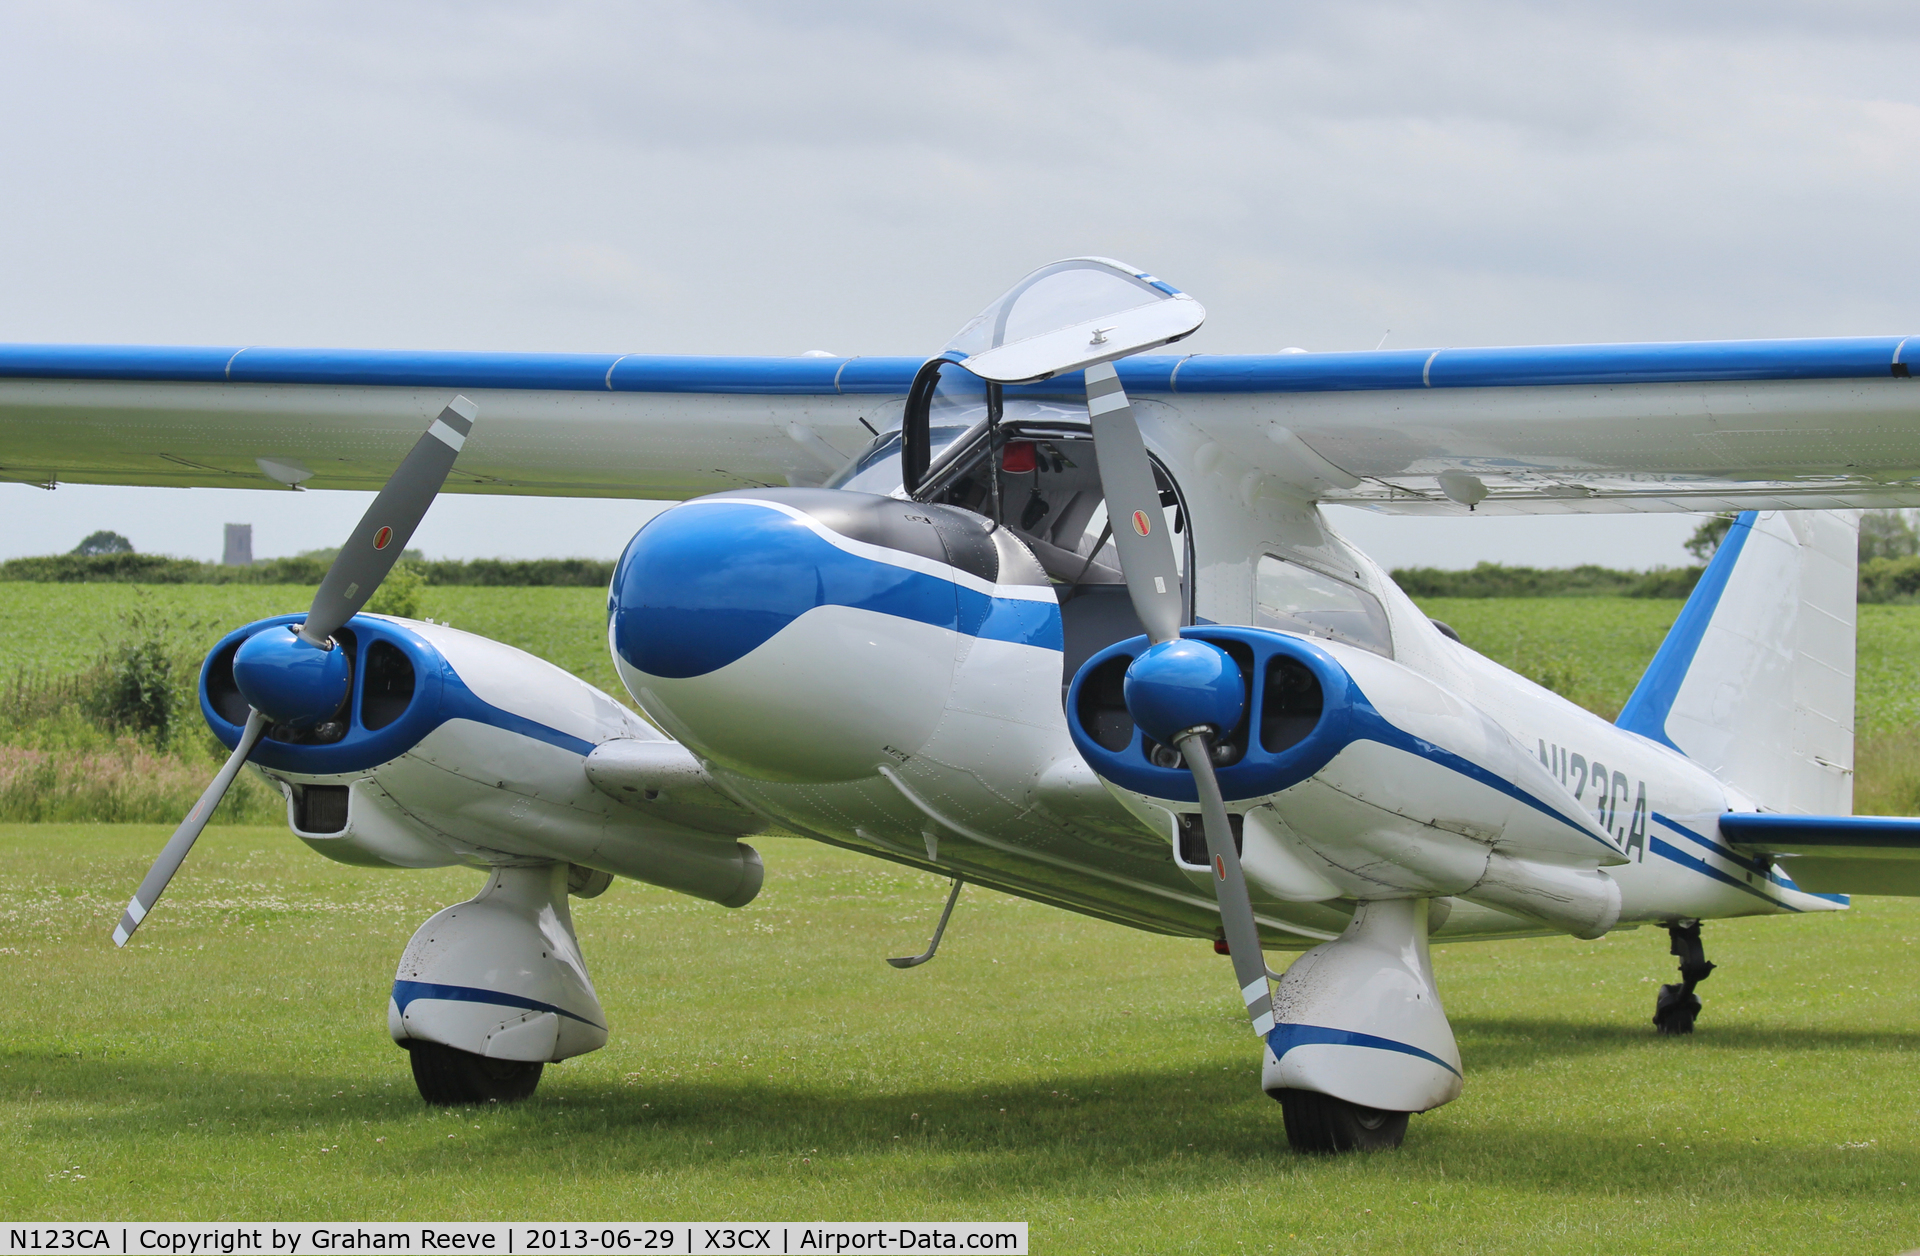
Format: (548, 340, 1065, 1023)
(1653, 919, 1715, 1035)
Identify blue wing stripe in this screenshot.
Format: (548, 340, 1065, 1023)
(3, 337, 1914, 395)
(1719, 812, 1920, 848)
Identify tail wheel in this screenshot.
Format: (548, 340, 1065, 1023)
(405, 1041, 544, 1105)
(1275, 1089, 1409, 1153)
(1653, 983, 1702, 1035)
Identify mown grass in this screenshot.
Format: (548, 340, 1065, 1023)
(1, 825, 1916, 1248)
(3, 588, 1920, 1242)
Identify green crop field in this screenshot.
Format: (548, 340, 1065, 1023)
(0, 582, 625, 699)
(3, 583, 1920, 1247)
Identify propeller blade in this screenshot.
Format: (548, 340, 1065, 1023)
(111, 709, 269, 947)
(299, 396, 477, 645)
(1083, 363, 1183, 644)
(1175, 730, 1276, 1037)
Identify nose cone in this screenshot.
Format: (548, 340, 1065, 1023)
(1124, 638, 1246, 745)
(232, 625, 351, 728)
(608, 490, 973, 782)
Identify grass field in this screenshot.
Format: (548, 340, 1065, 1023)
(4, 585, 1920, 1246)
(2, 824, 1917, 1250)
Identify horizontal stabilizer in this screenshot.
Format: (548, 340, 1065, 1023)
(1720, 813, 1920, 896)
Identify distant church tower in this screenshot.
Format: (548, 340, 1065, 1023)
(223, 523, 254, 567)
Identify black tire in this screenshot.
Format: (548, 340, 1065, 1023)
(1275, 1088, 1409, 1153)
(405, 1040, 544, 1105)
(1653, 983, 1701, 1035)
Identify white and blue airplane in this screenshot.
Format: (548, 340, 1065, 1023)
(3, 259, 1916, 1152)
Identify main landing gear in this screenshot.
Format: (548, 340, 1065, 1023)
(389, 864, 610, 1105)
(1653, 919, 1715, 1035)
(1261, 900, 1462, 1154)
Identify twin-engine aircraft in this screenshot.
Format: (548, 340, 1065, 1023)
(4, 259, 1918, 1152)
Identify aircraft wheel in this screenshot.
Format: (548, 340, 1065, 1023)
(1653, 983, 1701, 1035)
(405, 1041, 544, 1105)
(1276, 1089, 1408, 1153)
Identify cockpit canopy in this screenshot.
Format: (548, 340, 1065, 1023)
(941, 257, 1203, 384)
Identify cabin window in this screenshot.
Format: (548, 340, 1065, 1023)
(1256, 555, 1393, 657)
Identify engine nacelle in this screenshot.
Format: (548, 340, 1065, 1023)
(1067, 626, 1626, 937)
(200, 613, 764, 907)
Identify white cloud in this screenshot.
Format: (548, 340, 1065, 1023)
(0, 0, 1911, 563)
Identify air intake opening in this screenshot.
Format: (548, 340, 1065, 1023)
(294, 784, 350, 834)
(361, 640, 416, 731)
(204, 640, 250, 725)
(1260, 657, 1324, 753)
(1175, 811, 1244, 868)
(1075, 653, 1136, 751)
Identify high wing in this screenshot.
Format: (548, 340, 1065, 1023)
(0, 347, 905, 498)
(1161, 337, 1920, 515)
(2, 336, 1917, 511)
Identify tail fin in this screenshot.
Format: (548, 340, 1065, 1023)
(1616, 510, 1857, 815)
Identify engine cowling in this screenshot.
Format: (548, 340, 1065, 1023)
(1066, 626, 1627, 937)
(199, 613, 764, 907)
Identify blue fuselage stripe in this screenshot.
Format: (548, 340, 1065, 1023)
(1647, 835, 1800, 911)
(1353, 704, 1616, 852)
(1653, 811, 1770, 875)
(1654, 811, 1846, 903)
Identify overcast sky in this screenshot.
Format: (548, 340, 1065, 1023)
(3, 1, 1915, 566)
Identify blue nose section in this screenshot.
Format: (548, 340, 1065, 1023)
(232, 625, 352, 728)
(613, 490, 1052, 681)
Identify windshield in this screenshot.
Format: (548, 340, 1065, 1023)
(828, 425, 975, 495)
(829, 366, 994, 495)
(1256, 556, 1394, 657)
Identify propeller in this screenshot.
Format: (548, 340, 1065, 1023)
(111, 395, 478, 948)
(1080, 361, 1278, 1038)
(943, 257, 1268, 1035)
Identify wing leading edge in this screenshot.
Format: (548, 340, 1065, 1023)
(2, 336, 1916, 510)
